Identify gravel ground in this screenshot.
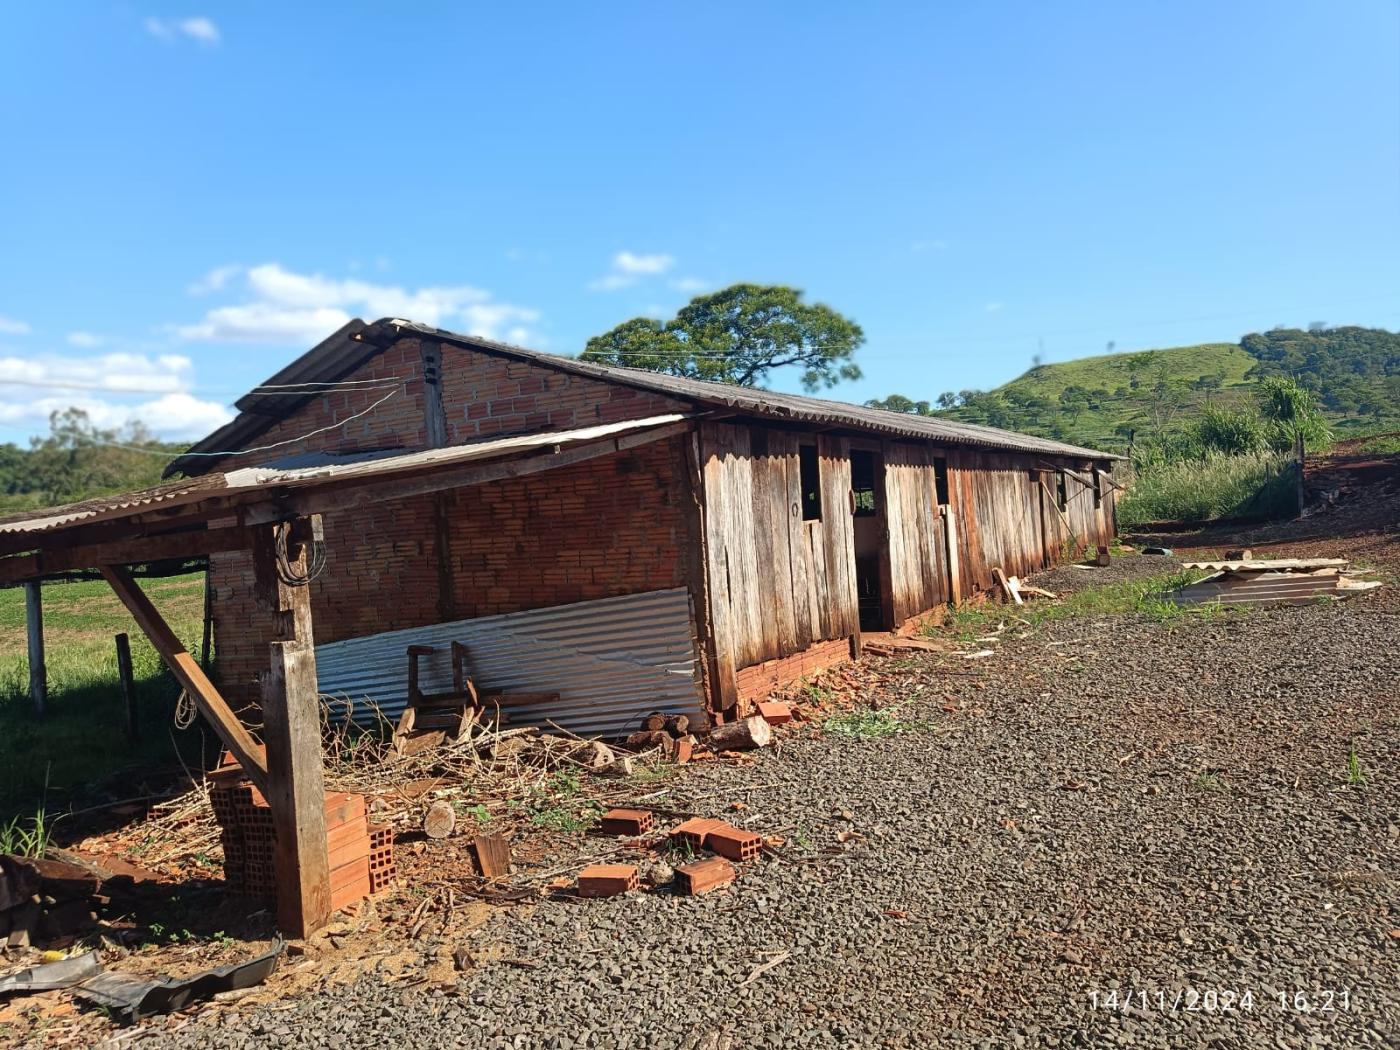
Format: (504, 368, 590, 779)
(137, 574, 1398, 1050)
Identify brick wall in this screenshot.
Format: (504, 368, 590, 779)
(733, 637, 852, 707)
(205, 337, 693, 710)
(436, 342, 688, 440)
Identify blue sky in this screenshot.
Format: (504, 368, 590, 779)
(2, 2, 1398, 441)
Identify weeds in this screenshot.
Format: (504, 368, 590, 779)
(0, 810, 51, 857)
(1118, 450, 1294, 526)
(529, 803, 601, 834)
(825, 707, 914, 739)
(1346, 746, 1369, 787)
(1192, 773, 1225, 792)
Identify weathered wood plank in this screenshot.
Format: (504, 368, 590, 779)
(0, 526, 254, 586)
(777, 431, 814, 650)
(262, 642, 332, 936)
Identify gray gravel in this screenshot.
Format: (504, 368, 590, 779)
(142, 582, 1398, 1049)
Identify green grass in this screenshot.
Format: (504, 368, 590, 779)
(1355, 433, 1400, 456)
(937, 569, 1224, 643)
(1117, 451, 1295, 526)
(0, 572, 210, 815)
(996, 343, 1255, 403)
(824, 706, 930, 739)
(0, 810, 52, 857)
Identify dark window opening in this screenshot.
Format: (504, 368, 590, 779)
(850, 450, 878, 517)
(933, 457, 949, 507)
(799, 444, 822, 521)
(1056, 471, 1069, 512)
(1092, 466, 1104, 509)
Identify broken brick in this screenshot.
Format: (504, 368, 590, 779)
(576, 864, 639, 898)
(598, 808, 654, 836)
(675, 857, 735, 895)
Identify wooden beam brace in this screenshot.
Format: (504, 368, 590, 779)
(100, 565, 269, 796)
(0, 527, 253, 586)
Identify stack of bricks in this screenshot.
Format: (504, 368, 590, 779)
(209, 770, 395, 910)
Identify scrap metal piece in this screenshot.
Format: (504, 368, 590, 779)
(75, 940, 283, 1023)
(0, 951, 103, 996)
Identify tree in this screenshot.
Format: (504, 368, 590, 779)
(582, 283, 863, 392)
(1254, 375, 1330, 450)
(865, 394, 933, 415)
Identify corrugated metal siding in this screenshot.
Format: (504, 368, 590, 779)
(315, 587, 705, 738)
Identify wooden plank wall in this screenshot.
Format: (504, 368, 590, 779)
(698, 423, 858, 684)
(881, 441, 948, 622)
(948, 450, 1117, 595)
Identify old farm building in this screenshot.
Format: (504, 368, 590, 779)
(168, 319, 1118, 728)
(0, 317, 1118, 932)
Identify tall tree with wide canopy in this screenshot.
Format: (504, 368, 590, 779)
(582, 283, 864, 392)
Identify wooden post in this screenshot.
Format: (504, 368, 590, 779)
(25, 580, 45, 717)
(1293, 429, 1306, 518)
(252, 519, 331, 938)
(115, 632, 138, 746)
(200, 564, 214, 672)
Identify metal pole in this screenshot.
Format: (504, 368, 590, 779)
(25, 580, 46, 717)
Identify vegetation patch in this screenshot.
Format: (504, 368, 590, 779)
(1118, 451, 1295, 526)
(0, 573, 208, 812)
(825, 707, 922, 739)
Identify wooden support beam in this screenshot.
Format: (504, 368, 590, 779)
(115, 633, 138, 746)
(252, 519, 331, 937)
(0, 526, 253, 586)
(25, 581, 45, 717)
(100, 565, 269, 796)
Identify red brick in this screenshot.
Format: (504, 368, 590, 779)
(576, 864, 639, 898)
(707, 824, 763, 862)
(598, 809, 654, 836)
(670, 817, 726, 850)
(757, 702, 793, 726)
(675, 857, 735, 895)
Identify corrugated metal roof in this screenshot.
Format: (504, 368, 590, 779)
(317, 588, 705, 738)
(0, 476, 228, 538)
(169, 316, 1119, 474)
(0, 415, 687, 541)
(387, 320, 1120, 460)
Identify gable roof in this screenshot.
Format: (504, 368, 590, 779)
(167, 317, 1117, 477)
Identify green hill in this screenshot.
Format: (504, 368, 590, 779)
(904, 326, 1400, 454)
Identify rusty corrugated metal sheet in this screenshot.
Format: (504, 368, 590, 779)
(0, 416, 688, 542)
(0, 476, 226, 537)
(315, 588, 705, 738)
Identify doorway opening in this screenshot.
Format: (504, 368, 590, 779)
(850, 449, 890, 632)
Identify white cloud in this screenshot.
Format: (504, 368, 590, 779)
(174, 263, 540, 345)
(588, 251, 675, 291)
(67, 331, 104, 348)
(984, 301, 1005, 313)
(670, 277, 708, 294)
(0, 314, 30, 335)
(0, 352, 231, 440)
(188, 263, 241, 295)
(145, 16, 221, 45)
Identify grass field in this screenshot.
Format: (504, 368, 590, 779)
(0, 572, 210, 815)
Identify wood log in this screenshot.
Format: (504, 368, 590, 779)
(473, 834, 511, 878)
(423, 801, 456, 840)
(642, 711, 667, 733)
(664, 714, 691, 737)
(707, 714, 773, 752)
